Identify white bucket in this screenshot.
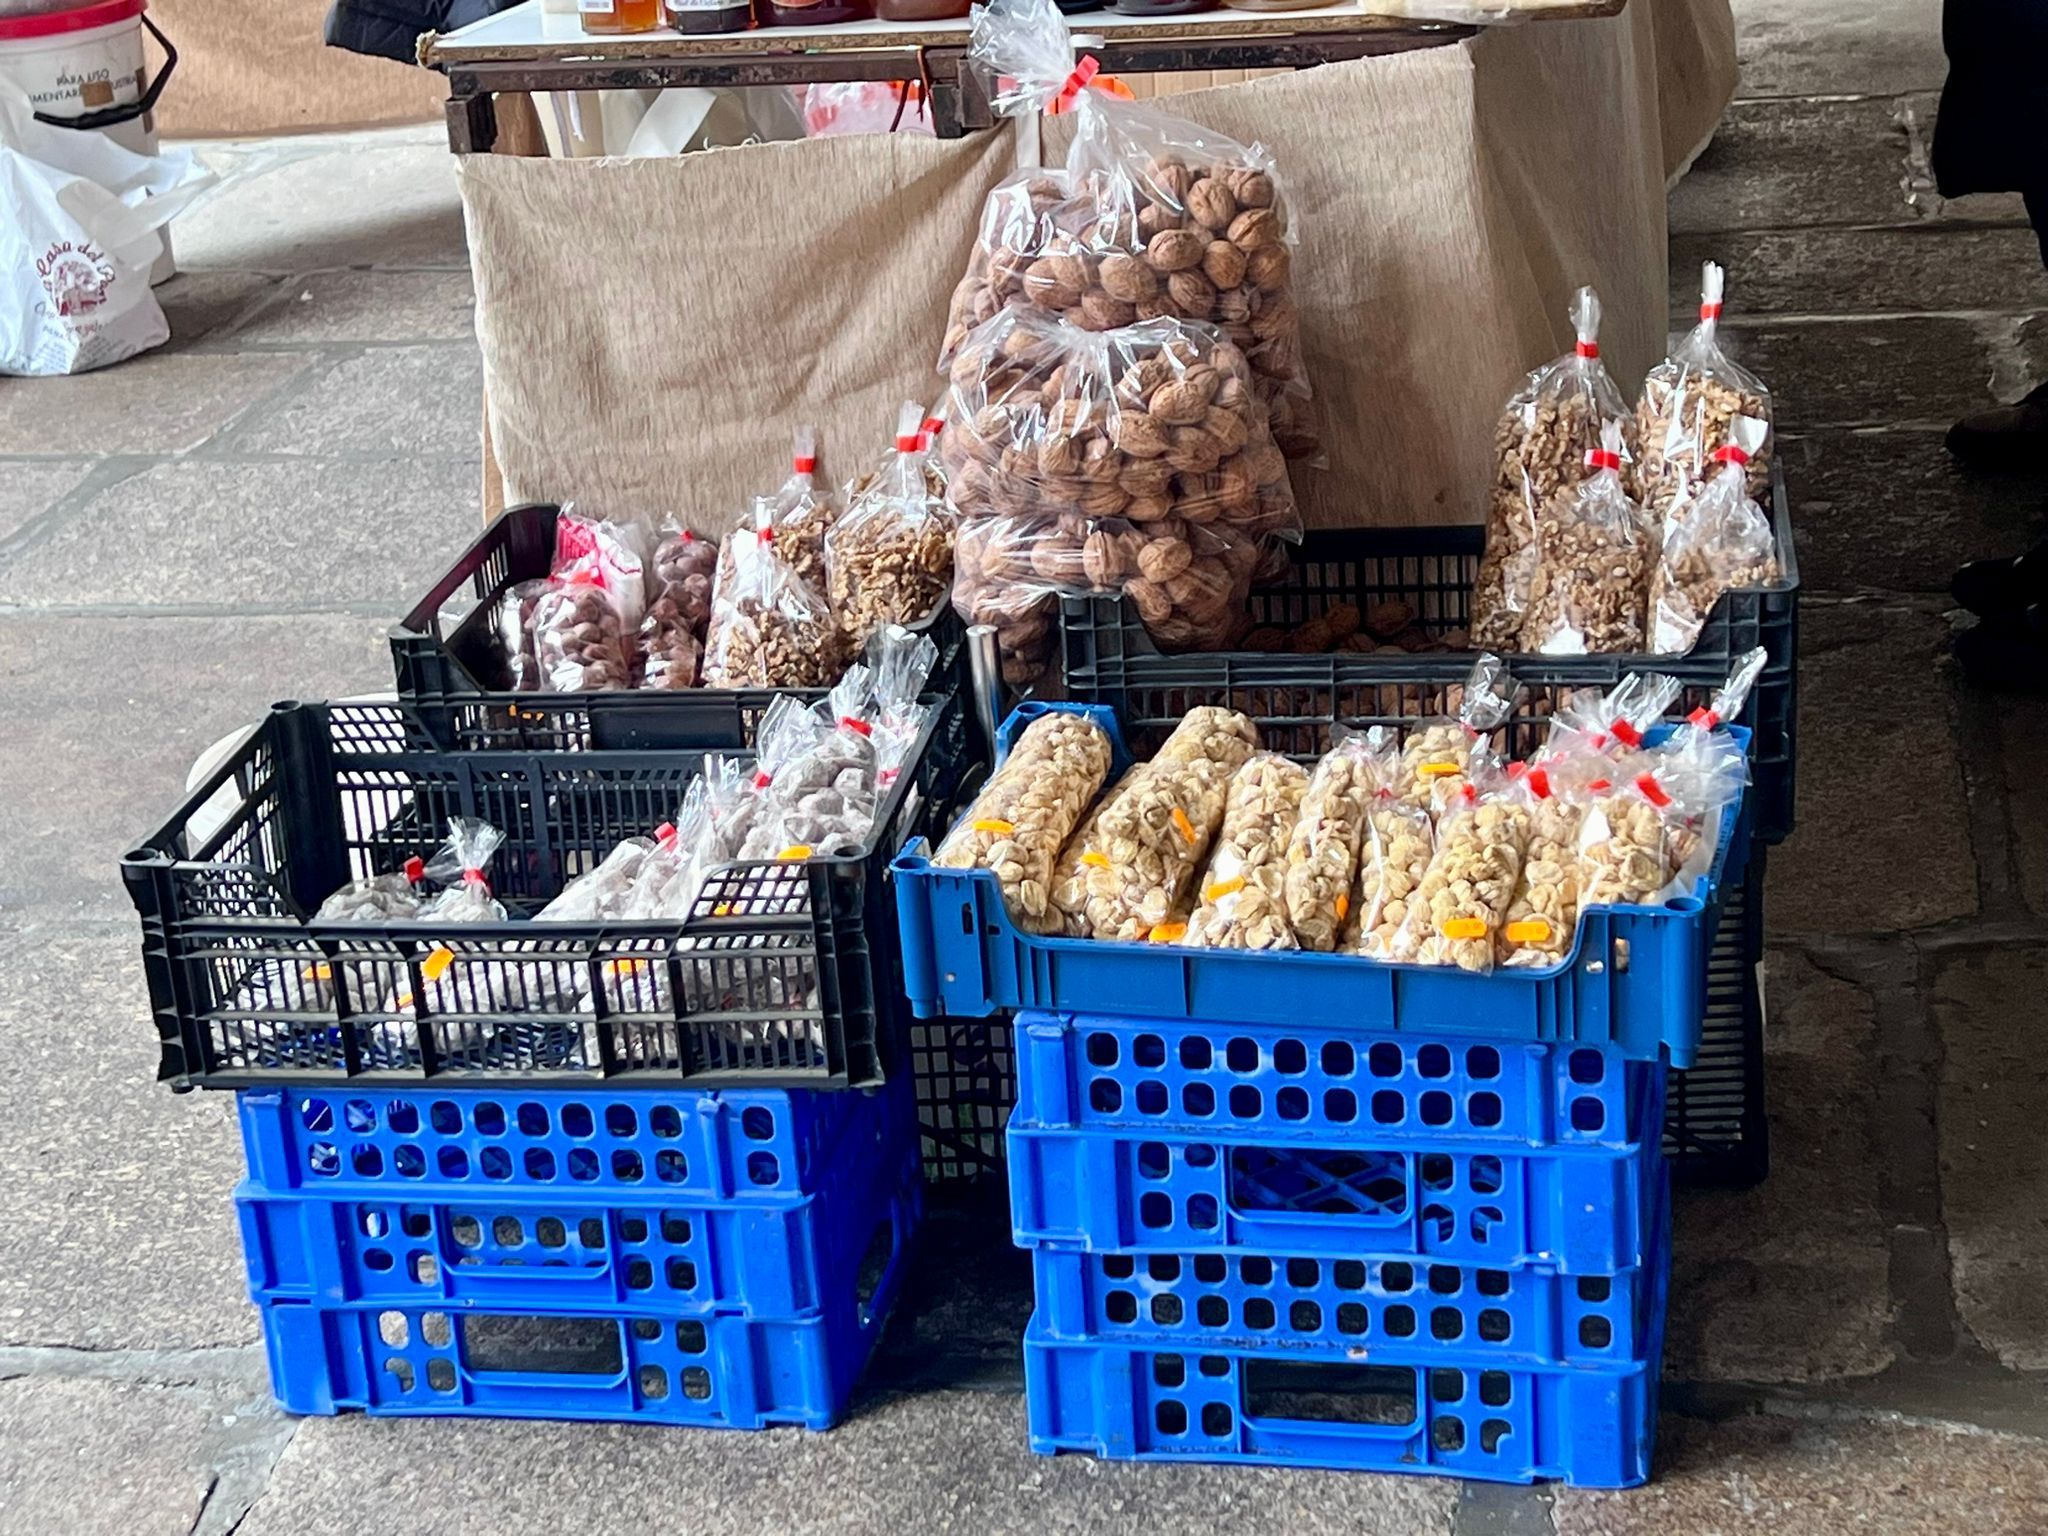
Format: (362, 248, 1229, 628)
(0, 0, 177, 282)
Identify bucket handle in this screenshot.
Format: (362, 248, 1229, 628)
(33, 14, 177, 133)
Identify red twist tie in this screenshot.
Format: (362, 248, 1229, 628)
(1585, 447, 1622, 473)
(1055, 55, 1100, 111)
(1459, 783, 1478, 805)
(1688, 706, 1720, 728)
(1609, 719, 1643, 748)
(839, 716, 873, 736)
(1712, 443, 1751, 467)
(752, 770, 773, 790)
(403, 856, 425, 884)
(1575, 340, 1599, 359)
(462, 868, 489, 890)
(758, 526, 777, 544)
(1701, 301, 1724, 320)
(655, 821, 677, 848)
(1588, 777, 1613, 792)
(921, 415, 945, 439)
(895, 434, 921, 453)
(1527, 767, 1552, 799)
(1635, 773, 1672, 809)
(792, 456, 817, 474)
(1505, 760, 1527, 780)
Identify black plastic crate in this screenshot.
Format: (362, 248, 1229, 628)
(1666, 847, 1768, 1189)
(393, 504, 967, 754)
(123, 698, 957, 1093)
(1058, 470, 1798, 845)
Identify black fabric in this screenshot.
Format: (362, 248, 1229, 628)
(324, 0, 522, 67)
(1934, 0, 2048, 200)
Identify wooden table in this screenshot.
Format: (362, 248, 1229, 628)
(424, 0, 1624, 150)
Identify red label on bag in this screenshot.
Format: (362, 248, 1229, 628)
(1527, 767, 1551, 799)
(895, 435, 921, 453)
(1701, 301, 1724, 320)
(1610, 719, 1643, 747)
(839, 716, 873, 735)
(1635, 773, 1672, 808)
(655, 821, 677, 848)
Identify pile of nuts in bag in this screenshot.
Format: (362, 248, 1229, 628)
(1470, 266, 1783, 659)
(934, 650, 1760, 973)
(493, 413, 958, 696)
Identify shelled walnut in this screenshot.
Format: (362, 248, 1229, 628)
(1079, 708, 1259, 941)
(1647, 418, 1778, 655)
(1281, 734, 1380, 952)
(932, 712, 1114, 929)
(1185, 753, 1308, 950)
(943, 311, 1296, 688)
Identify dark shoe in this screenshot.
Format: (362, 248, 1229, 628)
(1952, 539, 2048, 615)
(1948, 380, 2048, 472)
(1954, 605, 2048, 693)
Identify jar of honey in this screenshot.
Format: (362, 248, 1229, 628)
(667, 0, 751, 30)
(579, 0, 664, 34)
(757, 0, 872, 26)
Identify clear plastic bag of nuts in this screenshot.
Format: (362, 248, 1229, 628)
(530, 574, 636, 692)
(827, 401, 954, 648)
(1389, 653, 1519, 813)
(953, 0, 1317, 459)
(1281, 728, 1381, 952)
(1519, 421, 1654, 655)
(1471, 287, 1633, 650)
(1348, 765, 1436, 962)
(932, 710, 1115, 930)
(1184, 752, 1308, 951)
(640, 520, 716, 690)
(702, 499, 847, 689)
(1649, 417, 1779, 655)
(940, 307, 1297, 687)
(1635, 262, 1773, 528)
(770, 425, 839, 596)
(1388, 758, 1529, 973)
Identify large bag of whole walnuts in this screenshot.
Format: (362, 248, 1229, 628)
(941, 309, 1299, 685)
(943, 0, 1317, 460)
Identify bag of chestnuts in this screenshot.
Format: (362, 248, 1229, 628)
(948, 0, 1317, 459)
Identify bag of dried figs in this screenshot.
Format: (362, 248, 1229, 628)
(1649, 417, 1779, 656)
(1575, 739, 1745, 913)
(943, 307, 1295, 686)
(827, 401, 955, 647)
(1635, 261, 1773, 528)
(1185, 753, 1309, 951)
(958, 0, 1317, 457)
(770, 425, 839, 595)
(1391, 652, 1519, 812)
(701, 500, 846, 688)
(1388, 757, 1529, 973)
(640, 521, 717, 690)
(932, 709, 1115, 929)
(1350, 786, 1435, 962)
(1044, 766, 1145, 939)
(1471, 287, 1633, 649)
(1520, 420, 1654, 655)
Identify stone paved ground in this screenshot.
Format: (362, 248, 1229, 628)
(6, 2, 2048, 1530)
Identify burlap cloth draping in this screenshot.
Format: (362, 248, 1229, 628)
(459, 0, 1736, 534)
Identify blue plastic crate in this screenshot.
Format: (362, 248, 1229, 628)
(1021, 1193, 1669, 1486)
(238, 1080, 891, 1202)
(1015, 1014, 1656, 1151)
(893, 704, 1749, 1069)
(255, 1220, 913, 1431)
(238, 1085, 919, 1316)
(1007, 1071, 1664, 1274)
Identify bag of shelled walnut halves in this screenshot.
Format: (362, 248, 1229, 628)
(1634, 261, 1773, 528)
(940, 308, 1299, 687)
(1470, 286, 1633, 650)
(942, 0, 1318, 459)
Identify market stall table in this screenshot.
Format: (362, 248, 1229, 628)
(423, 0, 1626, 149)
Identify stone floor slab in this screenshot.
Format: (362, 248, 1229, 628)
(1936, 945, 2048, 1371)
(0, 459, 479, 615)
(1721, 316, 2033, 431)
(1766, 602, 1977, 934)
(219, 346, 484, 459)
(1727, 0, 1946, 98)
(1665, 951, 1895, 1385)
(0, 614, 391, 923)
(0, 460, 93, 547)
(154, 271, 285, 351)
(225, 271, 478, 347)
(1554, 1414, 2048, 1535)
(1996, 701, 2048, 917)
(0, 1377, 223, 1536)
(1670, 226, 2048, 322)
(0, 352, 312, 457)
(235, 1389, 1459, 1536)
(1781, 429, 2048, 594)
(1671, 95, 2015, 236)
(173, 137, 468, 273)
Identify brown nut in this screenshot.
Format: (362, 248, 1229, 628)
(1186, 178, 1238, 232)
(1226, 167, 1276, 209)
(1080, 290, 1137, 331)
(1137, 204, 1178, 242)
(1245, 243, 1291, 292)
(1201, 240, 1248, 292)
(1023, 257, 1081, 311)
(1138, 537, 1194, 583)
(1167, 425, 1226, 475)
(1119, 458, 1175, 499)
(1098, 254, 1160, 304)
(1167, 269, 1218, 319)
(1115, 411, 1169, 458)
(1151, 379, 1213, 427)
(1124, 494, 1175, 524)
(1201, 405, 1250, 456)
(1228, 209, 1282, 251)
(1144, 228, 1207, 273)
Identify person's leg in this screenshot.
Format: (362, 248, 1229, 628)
(1946, 186, 2048, 470)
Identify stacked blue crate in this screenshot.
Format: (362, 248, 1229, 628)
(1009, 1012, 1671, 1486)
(236, 1076, 920, 1430)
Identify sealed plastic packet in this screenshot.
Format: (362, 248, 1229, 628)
(640, 522, 717, 690)
(378, 819, 509, 1034)
(1079, 707, 1259, 941)
(1390, 759, 1530, 973)
(1186, 752, 1309, 950)
(1635, 261, 1773, 526)
(1281, 729, 1380, 952)
(1660, 646, 1765, 885)
(314, 855, 428, 923)
(1520, 421, 1653, 654)
(1044, 767, 1146, 938)
(1350, 784, 1435, 961)
(495, 578, 553, 691)
(747, 668, 887, 861)
(1649, 417, 1778, 655)
(1393, 653, 1519, 811)
(828, 401, 955, 646)
(552, 507, 652, 633)
(770, 425, 839, 595)
(529, 571, 637, 692)
(701, 499, 845, 688)
(933, 710, 1116, 929)
(953, 0, 1317, 456)
(1472, 288, 1633, 649)
(942, 307, 1295, 685)
(865, 624, 939, 791)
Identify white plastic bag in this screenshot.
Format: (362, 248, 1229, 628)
(0, 82, 212, 377)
